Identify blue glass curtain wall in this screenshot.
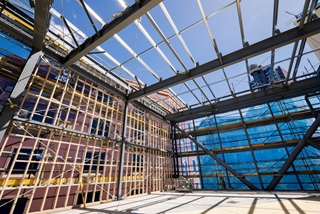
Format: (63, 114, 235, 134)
(176, 95, 320, 190)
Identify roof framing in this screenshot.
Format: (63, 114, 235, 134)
(62, 0, 163, 67)
(128, 18, 320, 101)
(165, 76, 320, 122)
(0, 7, 165, 119)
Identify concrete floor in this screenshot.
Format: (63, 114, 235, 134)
(54, 191, 320, 214)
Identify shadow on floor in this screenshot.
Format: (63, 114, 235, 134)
(74, 207, 132, 214)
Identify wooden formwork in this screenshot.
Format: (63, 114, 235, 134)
(0, 58, 173, 213)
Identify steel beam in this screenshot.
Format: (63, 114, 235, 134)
(117, 101, 129, 200)
(62, 16, 79, 47)
(62, 0, 163, 67)
(292, 0, 318, 81)
(0, 50, 42, 143)
(128, 18, 320, 101)
(78, 0, 99, 33)
(174, 124, 258, 190)
(165, 76, 320, 122)
(184, 170, 320, 178)
(176, 108, 317, 138)
(0, 15, 33, 47)
(266, 114, 320, 190)
(177, 138, 320, 157)
(33, 0, 53, 51)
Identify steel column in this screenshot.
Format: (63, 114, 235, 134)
(266, 114, 320, 190)
(174, 124, 258, 190)
(116, 101, 129, 200)
(192, 120, 204, 189)
(170, 122, 177, 178)
(173, 124, 179, 178)
(0, 50, 42, 143)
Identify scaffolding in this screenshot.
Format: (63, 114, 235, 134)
(0, 57, 173, 213)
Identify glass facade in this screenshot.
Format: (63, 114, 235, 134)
(175, 66, 320, 190)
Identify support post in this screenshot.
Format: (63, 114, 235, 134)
(0, 50, 43, 143)
(174, 124, 258, 190)
(170, 122, 177, 178)
(173, 124, 179, 178)
(266, 114, 320, 190)
(192, 120, 204, 189)
(116, 101, 129, 200)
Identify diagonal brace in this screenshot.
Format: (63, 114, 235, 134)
(174, 124, 258, 190)
(266, 114, 320, 190)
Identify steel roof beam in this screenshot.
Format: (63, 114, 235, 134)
(61, 16, 79, 47)
(78, 0, 99, 33)
(165, 76, 320, 122)
(269, 0, 279, 84)
(128, 18, 320, 101)
(197, 0, 233, 95)
(146, 12, 204, 105)
(74, 0, 179, 112)
(62, 0, 163, 67)
(33, 0, 53, 51)
(236, 0, 252, 92)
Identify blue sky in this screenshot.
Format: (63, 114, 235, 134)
(3, 0, 320, 106)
